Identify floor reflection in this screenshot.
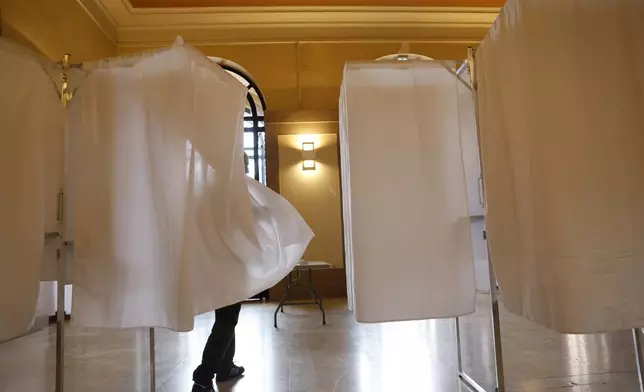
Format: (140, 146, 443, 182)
(0, 295, 640, 392)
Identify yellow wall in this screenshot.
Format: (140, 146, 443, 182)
(0, 0, 115, 60)
(118, 41, 470, 112)
(276, 128, 344, 268)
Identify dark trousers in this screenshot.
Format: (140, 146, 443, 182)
(193, 302, 242, 385)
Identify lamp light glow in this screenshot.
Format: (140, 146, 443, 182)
(301, 141, 317, 171)
(303, 160, 316, 171)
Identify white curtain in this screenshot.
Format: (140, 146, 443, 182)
(0, 37, 313, 333)
(476, 0, 644, 333)
(339, 82, 356, 312)
(340, 61, 476, 323)
(67, 40, 313, 331)
(0, 39, 61, 342)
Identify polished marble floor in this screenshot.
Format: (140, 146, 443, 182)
(0, 295, 641, 392)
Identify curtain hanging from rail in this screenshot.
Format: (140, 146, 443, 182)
(0, 39, 62, 342)
(66, 39, 313, 331)
(476, 0, 644, 333)
(340, 61, 476, 323)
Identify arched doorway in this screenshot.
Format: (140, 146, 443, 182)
(211, 57, 268, 185)
(211, 58, 270, 301)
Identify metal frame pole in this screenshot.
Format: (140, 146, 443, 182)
(54, 52, 74, 392)
(457, 255, 505, 392)
(55, 243, 66, 392)
(457, 316, 488, 392)
(487, 252, 505, 392)
(633, 329, 644, 392)
(456, 46, 506, 392)
(149, 328, 156, 391)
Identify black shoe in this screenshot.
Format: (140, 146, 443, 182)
(192, 382, 215, 392)
(216, 364, 245, 383)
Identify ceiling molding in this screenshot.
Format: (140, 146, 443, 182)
(128, 0, 504, 8)
(118, 39, 482, 50)
(87, 0, 499, 45)
(77, 0, 119, 43)
(118, 28, 490, 46)
(122, 4, 500, 15)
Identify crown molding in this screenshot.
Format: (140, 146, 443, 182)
(117, 27, 490, 47)
(88, 0, 499, 45)
(77, 0, 119, 43)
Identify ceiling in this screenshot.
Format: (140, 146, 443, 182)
(78, 0, 501, 112)
(129, 0, 504, 7)
(85, 0, 500, 46)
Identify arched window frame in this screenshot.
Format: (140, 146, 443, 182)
(210, 58, 268, 184)
(210, 59, 269, 301)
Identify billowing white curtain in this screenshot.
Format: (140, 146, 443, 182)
(66, 40, 313, 331)
(340, 61, 476, 323)
(0, 39, 61, 341)
(477, 0, 644, 333)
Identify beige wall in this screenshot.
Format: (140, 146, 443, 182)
(0, 0, 115, 60)
(118, 41, 470, 112)
(274, 119, 344, 268)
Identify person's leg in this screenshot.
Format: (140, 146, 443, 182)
(192, 302, 242, 388)
(222, 333, 235, 370)
(215, 331, 245, 382)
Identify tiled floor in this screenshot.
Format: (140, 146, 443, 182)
(0, 295, 640, 392)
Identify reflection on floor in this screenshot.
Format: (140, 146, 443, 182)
(0, 295, 640, 392)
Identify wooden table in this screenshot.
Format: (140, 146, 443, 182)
(274, 261, 332, 328)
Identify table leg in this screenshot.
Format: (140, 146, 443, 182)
(274, 272, 293, 328)
(307, 268, 327, 325)
(312, 291, 326, 325)
(274, 292, 287, 328)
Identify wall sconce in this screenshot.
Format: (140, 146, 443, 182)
(302, 141, 316, 171)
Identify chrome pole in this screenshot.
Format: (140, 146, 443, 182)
(55, 53, 73, 392)
(457, 316, 489, 392)
(55, 244, 65, 392)
(456, 259, 504, 392)
(487, 253, 505, 392)
(460, 372, 489, 392)
(455, 47, 507, 392)
(149, 328, 156, 391)
(633, 329, 644, 392)
(456, 317, 463, 372)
